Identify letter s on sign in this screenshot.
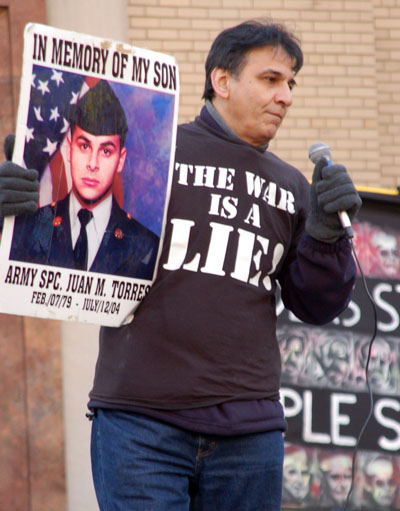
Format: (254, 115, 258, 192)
(375, 398, 400, 451)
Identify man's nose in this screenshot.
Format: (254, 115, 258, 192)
(87, 151, 99, 172)
(276, 83, 293, 106)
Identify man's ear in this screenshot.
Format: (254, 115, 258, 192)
(65, 134, 72, 162)
(210, 67, 230, 100)
(117, 147, 127, 174)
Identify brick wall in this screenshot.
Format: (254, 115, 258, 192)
(374, 0, 400, 189)
(127, 0, 400, 189)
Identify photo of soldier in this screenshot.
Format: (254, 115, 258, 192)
(9, 79, 160, 278)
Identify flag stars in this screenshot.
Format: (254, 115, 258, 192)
(34, 106, 43, 121)
(49, 106, 60, 122)
(37, 79, 50, 95)
(61, 118, 70, 134)
(43, 138, 58, 156)
(26, 127, 35, 143)
(31, 74, 36, 88)
(51, 69, 64, 87)
(70, 90, 80, 104)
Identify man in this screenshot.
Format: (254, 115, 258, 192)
(371, 229, 400, 278)
(9, 79, 159, 279)
(356, 335, 395, 393)
(278, 327, 309, 384)
(315, 331, 352, 388)
(0, 20, 361, 511)
(363, 454, 398, 509)
(282, 444, 314, 505)
(319, 451, 353, 508)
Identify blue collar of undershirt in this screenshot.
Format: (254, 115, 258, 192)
(201, 100, 269, 152)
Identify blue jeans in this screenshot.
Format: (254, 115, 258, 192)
(91, 409, 284, 511)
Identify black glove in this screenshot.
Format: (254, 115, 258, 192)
(0, 134, 39, 217)
(305, 157, 362, 243)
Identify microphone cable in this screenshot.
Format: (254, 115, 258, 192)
(340, 237, 378, 511)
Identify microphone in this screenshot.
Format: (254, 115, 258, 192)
(308, 141, 354, 239)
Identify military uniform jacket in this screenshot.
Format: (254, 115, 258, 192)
(10, 194, 159, 279)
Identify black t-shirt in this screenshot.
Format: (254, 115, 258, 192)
(89, 111, 356, 433)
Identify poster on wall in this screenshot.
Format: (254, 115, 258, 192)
(0, 23, 179, 327)
(278, 192, 400, 510)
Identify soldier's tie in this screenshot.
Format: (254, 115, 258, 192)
(73, 208, 93, 270)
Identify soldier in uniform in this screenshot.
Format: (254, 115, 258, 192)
(10, 80, 159, 279)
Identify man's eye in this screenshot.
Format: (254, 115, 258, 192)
(103, 148, 111, 156)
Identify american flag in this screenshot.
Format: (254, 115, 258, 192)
(23, 65, 101, 205)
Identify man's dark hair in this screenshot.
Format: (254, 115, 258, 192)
(69, 80, 128, 147)
(202, 19, 303, 101)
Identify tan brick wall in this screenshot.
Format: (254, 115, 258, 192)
(374, 0, 400, 189)
(127, 0, 400, 190)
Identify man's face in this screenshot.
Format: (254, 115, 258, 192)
(221, 45, 296, 146)
(368, 339, 391, 389)
(366, 459, 396, 507)
(322, 455, 352, 504)
(322, 339, 350, 386)
(282, 337, 305, 380)
(373, 232, 400, 277)
(283, 450, 311, 500)
(67, 125, 127, 207)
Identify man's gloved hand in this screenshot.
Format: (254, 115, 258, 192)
(305, 157, 362, 243)
(0, 134, 39, 217)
